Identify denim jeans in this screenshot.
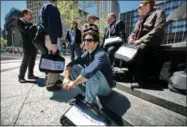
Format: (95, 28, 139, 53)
(70, 65, 112, 104)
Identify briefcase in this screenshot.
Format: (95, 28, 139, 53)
(60, 101, 109, 126)
(39, 53, 65, 73)
(114, 43, 140, 63)
(104, 36, 123, 47)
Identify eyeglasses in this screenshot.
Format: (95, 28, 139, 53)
(83, 39, 94, 43)
(138, 2, 148, 9)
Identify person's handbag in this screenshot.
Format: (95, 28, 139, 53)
(114, 43, 140, 63)
(29, 24, 48, 54)
(39, 52, 65, 73)
(168, 69, 186, 94)
(104, 36, 122, 47)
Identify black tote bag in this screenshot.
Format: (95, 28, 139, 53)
(39, 53, 65, 73)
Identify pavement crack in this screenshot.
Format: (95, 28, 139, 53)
(13, 84, 35, 126)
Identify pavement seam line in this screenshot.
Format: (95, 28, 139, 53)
(13, 84, 35, 126)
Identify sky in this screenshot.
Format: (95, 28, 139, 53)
(1, 1, 26, 29)
(1, 1, 140, 30)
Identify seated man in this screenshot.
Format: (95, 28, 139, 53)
(127, 0, 166, 88)
(62, 30, 113, 114)
(103, 13, 126, 65)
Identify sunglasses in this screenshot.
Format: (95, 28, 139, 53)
(83, 39, 94, 43)
(139, 2, 148, 9)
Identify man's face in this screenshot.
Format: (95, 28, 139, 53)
(25, 12, 32, 21)
(88, 17, 96, 24)
(106, 15, 114, 24)
(83, 34, 97, 51)
(138, 2, 150, 17)
(71, 23, 76, 28)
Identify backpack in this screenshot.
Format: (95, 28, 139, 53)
(29, 24, 47, 54)
(168, 69, 186, 94)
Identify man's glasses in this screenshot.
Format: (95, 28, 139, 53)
(138, 2, 148, 9)
(83, 39, 94, 43)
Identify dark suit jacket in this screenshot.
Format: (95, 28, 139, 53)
(17, 18, 36, 51)
(66, 29, 82, 45)
(103, 20, 126, 44)
(128, 8, 166, 47)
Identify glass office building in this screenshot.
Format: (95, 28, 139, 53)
(120, 0, 186, 44)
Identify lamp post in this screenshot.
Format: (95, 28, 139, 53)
(11, 28, 15, 47)
(5, 30, 8, 40)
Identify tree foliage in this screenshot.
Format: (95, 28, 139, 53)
(57, 1, 97, 29)
(0, 37, 7, 48)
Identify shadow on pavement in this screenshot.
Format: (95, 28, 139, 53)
(140, 79, 168, 91)
(98, 90, 131, 126)
(50, 75, 81, 103)
(50, 87, 81, 103)
(36, 78, 46, 87)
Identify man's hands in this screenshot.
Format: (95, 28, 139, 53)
(62, 78, 76, 91)
(128, 39, 142, 45)
(50, 44, 58, 55)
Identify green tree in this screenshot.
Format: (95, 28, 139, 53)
(0, 37, 7, 48)
(57, 1, 97, 29)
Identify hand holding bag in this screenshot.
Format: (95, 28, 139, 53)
(39, 52, 65, 73)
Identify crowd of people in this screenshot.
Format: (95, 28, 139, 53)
(17, 0, 166, 115)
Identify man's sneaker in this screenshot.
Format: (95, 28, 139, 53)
(28, 74, 39, 80)
(47, 85, 61, 91)
(84, 102, 101, 116)
(69, 94, 85, 105)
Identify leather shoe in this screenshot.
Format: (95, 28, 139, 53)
(28, 74, 39, 79)
(19, 78, 27, 83)
(69, 94, 85, 105)
(84, 102, 101, 115)
(130, 83, 141, 90)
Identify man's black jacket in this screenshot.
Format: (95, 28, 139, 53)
(17, 18, 37, 51)
(103, 20, 126, 45)
(66, 29, 82, 45)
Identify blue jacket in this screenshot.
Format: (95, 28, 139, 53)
(67, 45, 113, 88)
(39, 2, 62, 44)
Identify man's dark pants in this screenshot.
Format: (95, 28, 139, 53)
(19, 48, 37, 79)
(104, 43, 122, 66)
(69, 43, 82, 61)
(128, 44, 156, 83)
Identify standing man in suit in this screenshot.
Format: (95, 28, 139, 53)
(39, 0, 63, 91)
(103, 13, 126, 64)
(127, 0, 166, 88)
(17, 9, 38, 83)
(66, 21, 82, 61)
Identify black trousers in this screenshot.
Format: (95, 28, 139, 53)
(128, 45, 153, 83)
(104, 44, 121, 65)
(69, 43, 82, 61)
(19, 49, 37, 79)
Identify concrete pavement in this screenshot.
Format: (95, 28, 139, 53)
(1, 55, 82, 126)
